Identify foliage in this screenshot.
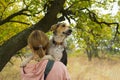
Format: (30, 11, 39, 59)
(0, 0, 44, 45)
(65, 0, 120, 60)
(0, 0, 120, 60)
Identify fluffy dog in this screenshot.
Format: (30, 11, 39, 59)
(47, 22, 72, 65)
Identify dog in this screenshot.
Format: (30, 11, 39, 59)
(20, 22, 72, 67)
(47, 22, 72, 65)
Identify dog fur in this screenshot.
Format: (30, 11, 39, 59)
(48, 22, 72, 65)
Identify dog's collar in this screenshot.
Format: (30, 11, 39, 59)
(52, 39, 63, 45)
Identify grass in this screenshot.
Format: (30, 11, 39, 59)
(0, 53, 120, 80)
(0, 57, 21, 80)
(68, 56, 120, 80)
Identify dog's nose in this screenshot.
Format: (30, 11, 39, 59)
(68, 29, 72, 33)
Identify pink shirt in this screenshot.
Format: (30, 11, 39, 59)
(21, 60, 70, 80)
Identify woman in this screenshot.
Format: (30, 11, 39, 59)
(21, 30, 70, 80)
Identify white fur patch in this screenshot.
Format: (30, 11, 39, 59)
(48, 39, 66, 61)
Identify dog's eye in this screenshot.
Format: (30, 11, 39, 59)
(62, 24, 65, 27)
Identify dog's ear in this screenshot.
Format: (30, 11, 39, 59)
(50, 24, 57, 31)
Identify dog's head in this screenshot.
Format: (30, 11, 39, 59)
(50, 22, 72, 36)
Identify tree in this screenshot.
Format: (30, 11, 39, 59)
(0, 0, 65, 71)
(0, 0, 120, 71)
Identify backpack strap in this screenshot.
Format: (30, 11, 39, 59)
(44, 60, 54, 80)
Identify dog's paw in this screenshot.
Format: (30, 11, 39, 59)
(20, 54, 33, 68)
(20, 62, 27, 68)
(42, 55, 55, 60)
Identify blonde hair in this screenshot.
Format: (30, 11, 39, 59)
(28, 30, 49, 58)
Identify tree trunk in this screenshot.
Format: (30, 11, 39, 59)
(86, 49, 92, 61)
(0, 0, 65, 71)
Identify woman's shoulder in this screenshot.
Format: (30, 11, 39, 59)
(54, 61, 66, 68)
(55, 61, 64, 64)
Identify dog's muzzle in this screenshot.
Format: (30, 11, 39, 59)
(63, 29, 72, 36)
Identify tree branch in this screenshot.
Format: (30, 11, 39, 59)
(87, 8, 120, 34)
(9, 20, 30, 25)
(0, 1, 6, 8)
(0, 8, 28, 26)
(0, 3, 43, 25)
(0, 1, 16, 20)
